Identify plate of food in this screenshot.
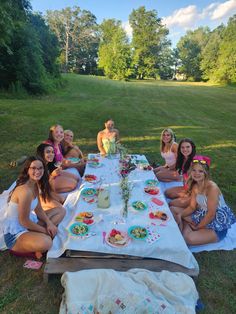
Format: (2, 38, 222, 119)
(135, 160, 148, 165)
(132, 201, 148, 211)
(81, 188, 97, 197)
(105, 229, 130, 248)
(149, 211, 169, 221)
(145, 179, 159, 187)
(67, 157, 80, 164)
(84, 174, 98, 183)
(82, 196, 97, 203)
(75, 212, 95, 225)
(144, 187, 160, 195)
(68, 222, 89, 236)
(88, 162, 103, 168)
(128, 225, 148, 240)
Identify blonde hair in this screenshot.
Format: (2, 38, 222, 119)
(64, 129, 74, 136)
(187, 162, 210, 193)
(48, 124, 64, 142)
(160, 128, 175, 152)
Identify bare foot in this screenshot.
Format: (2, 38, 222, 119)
(35, 251, 43, 260)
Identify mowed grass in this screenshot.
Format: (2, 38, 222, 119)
(0, 74, 236, 313)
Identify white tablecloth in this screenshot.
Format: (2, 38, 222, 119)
(47, 154, 199, 273)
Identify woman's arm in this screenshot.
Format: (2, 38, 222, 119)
(171, 142, 178, 160)
(181, 187, 197, 218)
(34, 203, 58, 238)
(97, 131, 106, 155)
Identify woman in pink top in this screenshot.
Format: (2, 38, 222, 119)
(44, 124, 81, 185)
(154, 128, 178, 181)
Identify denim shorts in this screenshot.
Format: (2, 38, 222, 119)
(215, 229, 227, 241)
(4, 232, 26, 249)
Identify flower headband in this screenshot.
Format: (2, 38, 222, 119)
(192, 155, 211, 167)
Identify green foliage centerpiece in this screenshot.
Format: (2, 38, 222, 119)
(118, 144, 135, 218)
(120, 176, 131, 218)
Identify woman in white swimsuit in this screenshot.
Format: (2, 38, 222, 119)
(2, 157, 65, 258)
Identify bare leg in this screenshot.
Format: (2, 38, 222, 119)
(165, 186, 185, 199)
(50, 175, 77, 193)
(45, 206, 66, 226)
(182, 222, 218, 245)
(40, 197, 65, 212)
(12, 232, 52, 254)
(155, 168, 181, 182)
(169, 195, 191, 208)
(170, 206, 184, 231)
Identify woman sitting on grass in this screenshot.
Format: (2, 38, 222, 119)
(164, 138, 196, 208)
(2, 156, 65, 258)
(45, 124, 84, 176)
(154, 128, 178, 180)
(171, 157, 236, 245)
(36, 143, 78, 194)
(97, 118, 120, 156)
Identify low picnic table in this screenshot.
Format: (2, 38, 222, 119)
(44, 154, 199, 282)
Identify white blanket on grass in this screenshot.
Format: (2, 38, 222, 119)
(159, 181, 236, 253)
(59, 268, 199, 314)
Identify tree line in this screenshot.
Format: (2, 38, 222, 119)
(0, 0, 60, 94)
(0, 2, 235, 94)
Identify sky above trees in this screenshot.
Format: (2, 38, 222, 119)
(31, 0, 236, 46)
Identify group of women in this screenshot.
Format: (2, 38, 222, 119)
(1, 124, 86, 258)
(1, 119, 235, 258)
(154, 128, 235, 246)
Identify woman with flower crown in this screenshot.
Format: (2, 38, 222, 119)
(171, 156, 235, 245)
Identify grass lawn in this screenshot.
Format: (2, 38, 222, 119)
(0, 74, 236, 313)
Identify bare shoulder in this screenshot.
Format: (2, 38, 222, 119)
(97, 130, 104, 139)
(12, 184, 32, 202)
(171, 142, 178, 152)
(207, 181, 220, 195)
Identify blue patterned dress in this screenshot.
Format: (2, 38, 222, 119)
(191, 194, 235, 232)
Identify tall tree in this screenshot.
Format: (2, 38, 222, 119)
(46, 7, 99, 73)
(29, 13, 60, 77)
(98, 19, 131, 80)
(129, 6, 170, 79)
(0, 0, 60, 93)
(177, 27, 210, 81)
(214, 15, 236, 83)
(200, 25, 225, 81)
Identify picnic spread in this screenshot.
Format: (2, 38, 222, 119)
(47, 154, 199, 273)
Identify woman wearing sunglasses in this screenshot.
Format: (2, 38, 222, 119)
(1, 157, 65, 258)
(172, 157, 235, 245)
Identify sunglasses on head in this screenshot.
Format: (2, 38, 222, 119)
(192, 159, 207, 165)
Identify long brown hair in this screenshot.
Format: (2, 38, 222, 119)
(175, 138, 196, 174)
(9, 156, 51, 202)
